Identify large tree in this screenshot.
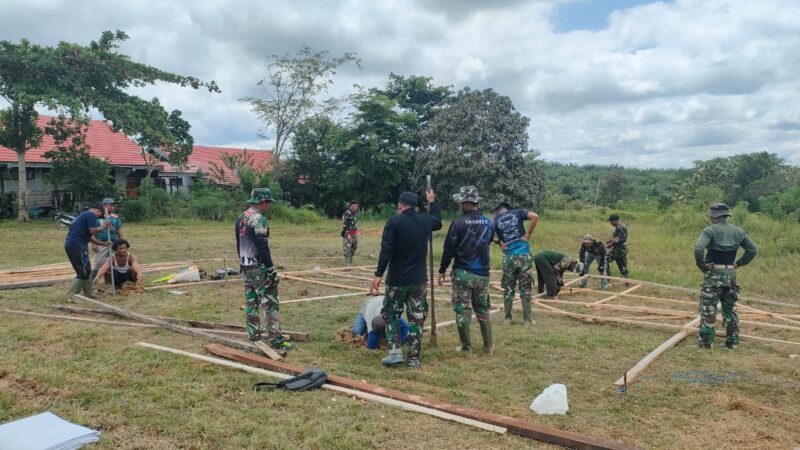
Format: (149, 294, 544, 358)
(414, 88, 546, 211)
(241, 46, 360, 164)
(0, 30, 219, 220)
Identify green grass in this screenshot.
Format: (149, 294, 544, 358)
(1, 208, 799, 449)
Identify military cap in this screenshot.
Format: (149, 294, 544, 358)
(582, 234, 594, 242)
(453, 186, 483, 203)
(708, 203, 731, 218)
(247, 188, 275, 204)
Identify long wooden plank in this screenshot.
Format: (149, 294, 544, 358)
(70, 294, 261, 354)
(50, 305, 309, 341)
(281, 274, 370, 292)
(614, 317, 701, 386)
(205, 343, 639, 450)
(282, 292, 365, 305)
(530, 301, 800, 347)
(137, 342, 507, 434)
(588, 284, 642, 306)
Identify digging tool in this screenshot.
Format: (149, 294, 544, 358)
(104, 206, 115, 296)
(427, 175, 437, 347)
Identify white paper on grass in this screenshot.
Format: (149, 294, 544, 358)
(0, 412, 100, 450)
(530, 383, 569, 415)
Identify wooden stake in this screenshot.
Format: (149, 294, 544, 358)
(136, 342, 507, 435)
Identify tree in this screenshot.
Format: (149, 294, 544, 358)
(0, 30, 219, 220)
(598, 171, 630, 206)
(241, 46, 360, 164)
(43, 116, 115, 206)
(414, 88, 546, 211)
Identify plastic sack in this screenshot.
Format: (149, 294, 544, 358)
(530, 383, 569, 415)
(168, 265, 201, 284)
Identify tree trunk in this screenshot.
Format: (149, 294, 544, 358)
(16, 150, 28, 222)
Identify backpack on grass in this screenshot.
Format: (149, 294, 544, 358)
(253, 367, 327, 392)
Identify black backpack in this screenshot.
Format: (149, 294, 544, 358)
(253, 367, 327, 392)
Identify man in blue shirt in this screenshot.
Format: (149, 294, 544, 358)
(438, 186, 494, 355)
(352, 296, 409, 349)
(65, 203, 110, 298)
(90, 198, 125, 282)
(491, 201, 539, 326)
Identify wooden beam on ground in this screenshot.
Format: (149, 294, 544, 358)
(530, 301, 800, 347)
(281, 274, 369, 292)
(282, 292, 365, 305)
(614, 317, 701, 387)
(318, 270, 375, 282)
(569, 288, 696, 307)
(50, 305, 309, 341)
(253, 340, 283, 361)
(70, 294, 262, 354)
(588, 285, 642, 306)
(539, 299, 693, 317)
(137, 342, 507, 435)
(205, 344, 639, 450)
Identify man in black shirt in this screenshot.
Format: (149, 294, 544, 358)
(371, 189, 441, 368)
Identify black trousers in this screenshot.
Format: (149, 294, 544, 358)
(533, 254, 560, 297)
(65, 244, 91, 280)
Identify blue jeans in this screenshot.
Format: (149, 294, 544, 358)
(353, 313, 408, 349)
(579, 253, 608, 289)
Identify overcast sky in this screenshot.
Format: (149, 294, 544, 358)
(2, 0, 799, 168)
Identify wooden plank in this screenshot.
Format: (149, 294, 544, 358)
(539, 299, 693, 317)
(205, 344, 639, 450)
(282, 292, 364, 305)
(136, 342, 507, 435)
(50, 305, 309, 341)
(70, 294, 262, 354)
(588, 284, 642, 306)
(614, 317, 701, 386)
(281, 274, 370, 292)
(254, 340, 284, 361)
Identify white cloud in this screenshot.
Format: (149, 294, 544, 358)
(1, 0, 799, 167)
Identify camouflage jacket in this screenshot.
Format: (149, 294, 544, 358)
(610, 223, 628, 248)
(342, 209, 358, 232)
(579, 239, 606, 261)
(236, 207, 273, 269)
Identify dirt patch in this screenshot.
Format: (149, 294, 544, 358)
(334, 326, 367, 348)
(714, 392, 800, 425)
(0, 370, 72, 398)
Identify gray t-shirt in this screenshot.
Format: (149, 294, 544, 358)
(359, 296, 384, 333)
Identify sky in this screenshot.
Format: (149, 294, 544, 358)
(1, 0, 799, 168)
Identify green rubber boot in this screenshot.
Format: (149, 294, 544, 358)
(480, 320, 494, 355)
(455, 325, 471, 352)
(382, 348, 404, 366)
(80, 279, 95, 298)
(522, 298, 533, 324)
(67, 278, 82, 298)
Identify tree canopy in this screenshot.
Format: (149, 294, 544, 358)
(0, 30, 219, 219)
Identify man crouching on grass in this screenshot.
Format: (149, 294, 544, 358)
(93, 239, 141, 287)
(371, 189, 441, 369)
(236, 188, 294, 352)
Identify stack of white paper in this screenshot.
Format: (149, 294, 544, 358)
(0, 412, 100, 450)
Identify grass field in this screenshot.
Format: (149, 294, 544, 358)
(1, 209, 799, 449)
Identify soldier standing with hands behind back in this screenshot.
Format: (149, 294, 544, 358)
(694, 203, 757, 350)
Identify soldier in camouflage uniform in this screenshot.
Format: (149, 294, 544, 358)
(605, 214, 630, 278)
(439, 186, 495, 354)
(342, 200, 359, 266)
(578, 234, 608, 290)
(371, 190, 441, 368)
(533, 250, 583, 299)
(491, 201, 539, 325)
(694, 203, 757, 349)
(236, 188, 293, 351)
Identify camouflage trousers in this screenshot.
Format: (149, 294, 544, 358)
(607, 245, 629, 277)
(501, 254, 533, 320)
(451, 268, 492, 328)
(242, 266, 282, 345)
(381, 283, 428, 360)
(343, 234, 358, 265)
(579, 253, 608, 289)
(698, 268, 739, 346)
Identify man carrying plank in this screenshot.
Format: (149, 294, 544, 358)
(371, 190, 441, 369)
(236, 188, 294, 353)
(694, 203, 758, 349)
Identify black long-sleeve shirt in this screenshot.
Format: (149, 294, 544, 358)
(439, 210, 493, 277)
(375, 203, 442, 286)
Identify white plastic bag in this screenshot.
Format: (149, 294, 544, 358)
(530, 383, 569, 415)
(168, 265, 201, 284)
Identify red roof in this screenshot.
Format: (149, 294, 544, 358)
(0, 116, 272, 185)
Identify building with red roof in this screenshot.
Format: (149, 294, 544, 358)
(0, 116, 271, 210)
